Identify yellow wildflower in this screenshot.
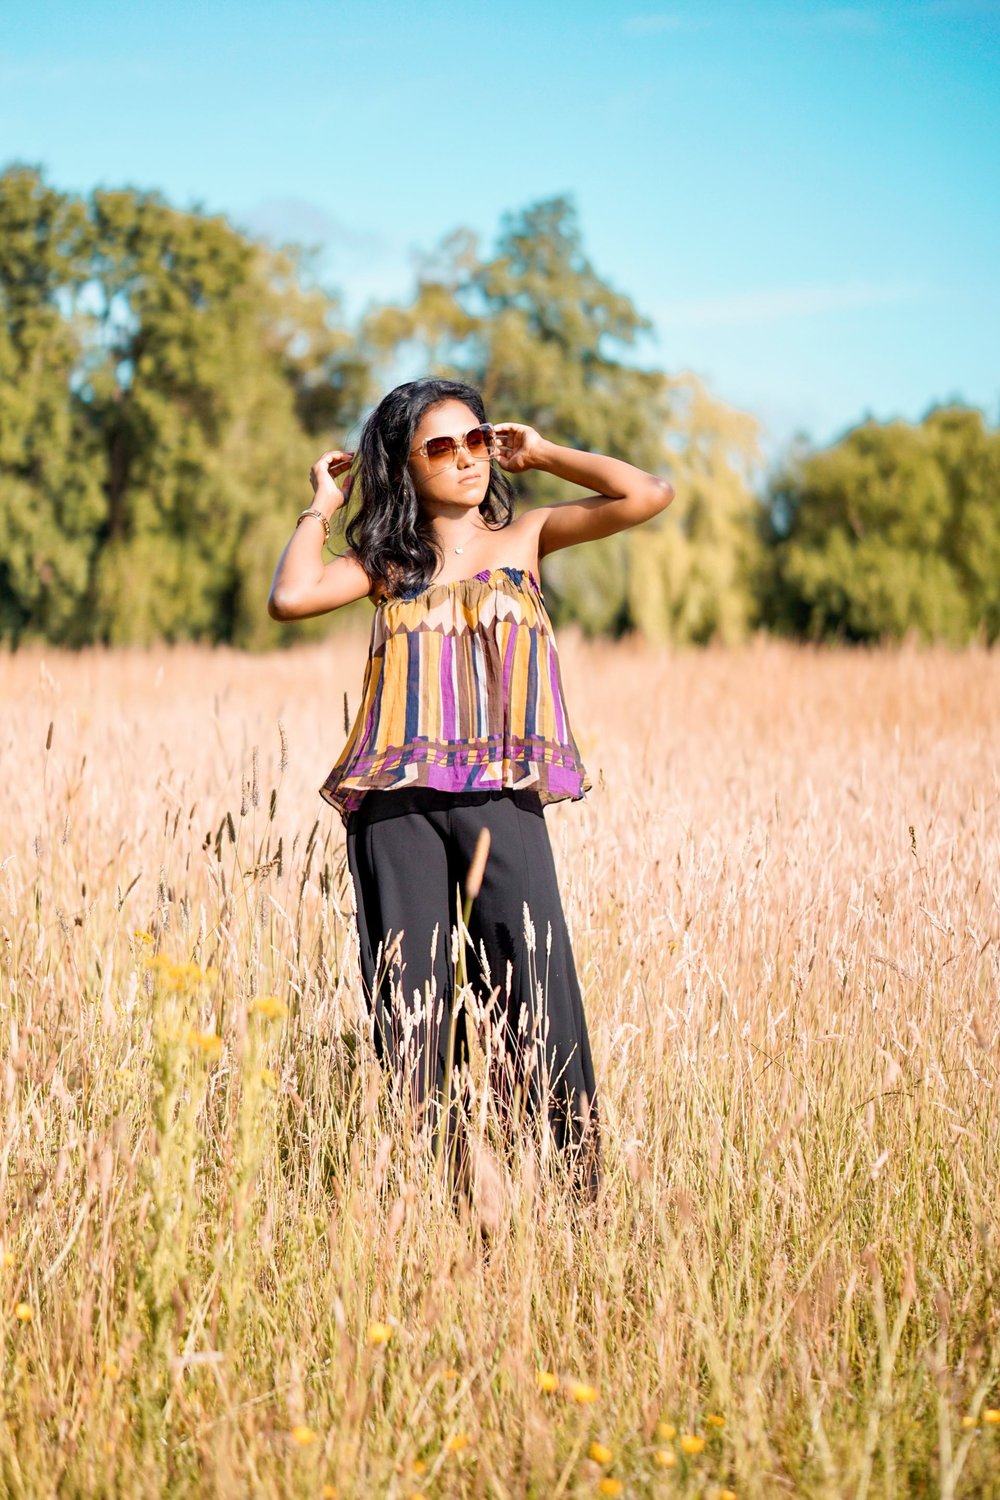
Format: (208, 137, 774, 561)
(654, 1448, 677, 1468)
(289, 1424, 316, 1445)
(961, 1415, 977, 1430)
(251, 995, 289, 1021)
(706, 1412, 726, 1428)
(656, 1420, 676, 1441)
(142, 952, 173, 970)
(321, 1487, 338, 1499)
(410, 1458, 428, 1474)
(680, 1433, 706, 1455)
(132, 930, 154, 944)
(103, 1359, 121, 1381)
(15, 1302, 33, 1322)
(187, 1028, 223, 1059)
(442, 1367, 459, 1380)
(598, 1481, 623, 1497)
(565, 1379, 599, 1404)
(445, 1432, 470, 1453)
(719, 1490, 738, 1500)
(589, 1440, 613, 1464)
(165, 960, 218, 992)
(410, 1493, 427, 1500)
(367, 1320, 393, 1345)
(983, 1408, 1000, 1424)
(2, 1250, 15, 1268)
(537, 1369, 559, 1393)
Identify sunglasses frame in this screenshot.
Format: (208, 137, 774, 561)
(408, 422, 498, 470)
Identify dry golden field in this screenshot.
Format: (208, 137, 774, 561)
(1, 632, 998, 1499)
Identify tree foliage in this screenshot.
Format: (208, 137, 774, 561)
(3, 165, 994, 650)
(0, 163, 369, 648)
(626, 370, 764, 645)
(358, 195, 764, 641)
(759, 404, 1000, 643)
(0, 167, 98, 643)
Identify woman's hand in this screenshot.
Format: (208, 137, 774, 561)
(309, 448, 356, 512)
(493, 422, 545, 474)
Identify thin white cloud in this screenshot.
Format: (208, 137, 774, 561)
(235, 196, 394, 264)
(652, 278, 933, 329)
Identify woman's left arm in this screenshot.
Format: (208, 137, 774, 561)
(494, 423, 675, 558)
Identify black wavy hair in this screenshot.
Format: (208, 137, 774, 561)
(343, 378, 515, 599)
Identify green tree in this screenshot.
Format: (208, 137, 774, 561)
(625, 369, 764, 645)
(0, 165, 102, 643)
(0, 164, 370, 648)
(359, 195, 763, 641)
(759, 403, 1000, 643)
(1, 173, 766, 648)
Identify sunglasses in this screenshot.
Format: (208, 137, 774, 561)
(409, 423, 498, 473)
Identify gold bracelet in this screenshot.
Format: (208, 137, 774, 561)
(296, 508, 330, 545)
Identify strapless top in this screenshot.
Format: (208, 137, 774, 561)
(319, 565, 592, 825)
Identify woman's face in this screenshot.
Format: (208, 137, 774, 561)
(407, 399, 492, 514)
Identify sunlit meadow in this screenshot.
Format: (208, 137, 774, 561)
(1, 631, 998, 1498)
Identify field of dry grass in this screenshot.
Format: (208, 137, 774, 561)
(1, 631, 998, 1498)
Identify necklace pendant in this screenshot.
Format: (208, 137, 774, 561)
(455, 545, 464, 554)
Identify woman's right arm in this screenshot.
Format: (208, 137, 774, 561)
(267, 449, 376, 620)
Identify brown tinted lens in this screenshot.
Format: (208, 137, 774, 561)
(424, 435, 458, 466)
(465, 425, 493, 455)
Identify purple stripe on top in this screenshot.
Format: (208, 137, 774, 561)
(441, 633, 455, 740)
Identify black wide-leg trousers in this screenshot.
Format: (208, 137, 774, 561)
(345, 785, 601, 1198)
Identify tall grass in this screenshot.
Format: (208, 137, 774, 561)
(0, 633, 997, 1498)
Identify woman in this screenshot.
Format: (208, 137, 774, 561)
(268, 378, 674, 1207)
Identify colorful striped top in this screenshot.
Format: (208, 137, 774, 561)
(319, 565, 592, 825)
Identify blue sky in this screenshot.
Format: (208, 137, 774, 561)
(3, 0, 997, 469)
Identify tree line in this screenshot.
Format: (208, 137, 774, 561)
(1, 163, 996, 649)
